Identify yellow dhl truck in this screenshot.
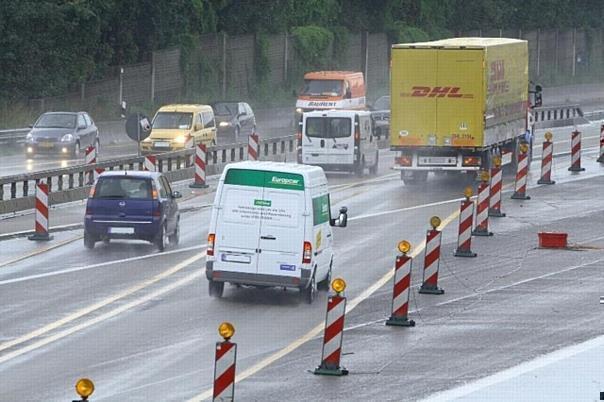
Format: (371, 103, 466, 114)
(390, 38, 530, 184)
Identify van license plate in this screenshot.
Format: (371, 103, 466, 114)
(39, 142, 53, 148)
(109, 227, 134, 234)
(154, 141, 170, 148)
(221, 254, 251, 263)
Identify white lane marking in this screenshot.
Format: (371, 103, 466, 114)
(0, 244, 205, 286)
(421, 334, 604, 401)
(0, 235, 82, 269)
(349, 197, 465, 222)
(0, 252, 205, 361)
(0, 263, 206, 365)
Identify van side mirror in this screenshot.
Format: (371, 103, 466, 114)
(171, 190, 182, 199)
(195, 123, 203, 131)
(330, 206, 348, 228)
(346, 89, 352, 99)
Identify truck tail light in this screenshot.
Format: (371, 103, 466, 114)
(302, 241, 312, 264)
(354, 127, 360, 144)
(462, 156, 481, 167)
(396, 155, 412, 167)
(208, 233, 216, 256)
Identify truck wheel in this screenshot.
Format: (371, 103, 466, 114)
(369, 151, 379, 175)
(401, 171, 428, 185)
(209, 280, 224, 298)
(301, 274, 317, 304)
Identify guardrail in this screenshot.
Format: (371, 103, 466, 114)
(533, 104, 585, 128)
(0, 135, 297, 214)
(0, 128, 30, 146)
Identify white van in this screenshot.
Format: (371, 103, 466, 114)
(206, 161, 348, 304)
(301, 110, 379, 175)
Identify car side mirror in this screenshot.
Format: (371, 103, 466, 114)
(171, 190, 182, 199)
(78, 124, 86, 130)
(330, 206, 348, 228)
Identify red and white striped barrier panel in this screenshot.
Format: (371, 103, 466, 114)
(213, 340, 237, 401)
(85, 146, 104, 184)
(248, 133, 259, 161)
(28, 182, 52, 241)
(489, 164, 505, 217)
(386, 253, 416, 326)
(473, 180, 493, 236)
(419, 229, 444, 295)
(598, 124, 604, 163)
(568, 130, 585, 172)
(537, 140, 555, 185)
(143, 155, 157, 172)
(511, 147, 530, 200)
(314, 293, 349, 375)
(454, 199, 477, 257)
(185, 135, 195, 166)
(190, 143, 209, 189)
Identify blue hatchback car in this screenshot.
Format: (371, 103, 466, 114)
(84, 171, 181, 251)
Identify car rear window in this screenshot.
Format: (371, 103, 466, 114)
(305, 117, 352, 138)
(94, 177, 152, 199)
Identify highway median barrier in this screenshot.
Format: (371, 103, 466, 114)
(568, 130, 586, 172)
(190, 143, 209, 189)
(537, 132, 556, 185)
(386, 241, 416, 327)
(28, 182, 52, 241)
(419, 217, 445, 295)
(248, 132, 259, 161)
(213, 322, 237, 401)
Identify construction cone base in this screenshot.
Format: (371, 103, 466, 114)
(488, 209, 506, 217)
(598, 156, 604, 163)
(189, 182, 209, 189)
(511, 193, 531, 200)
(537, 178, 556, 185)
(28, 233, 53, 241)
(454, 249, 477, 258)
(313, 365, 349, 376)
(472, 230, 493, 237)
(419, 285, 444, 295)
(385, 316, 416, 327)
(568, 167, 585, 172)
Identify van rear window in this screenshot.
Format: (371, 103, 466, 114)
(224, 169, 304, 190)
(305, 117, 351, 138)
(94, 177, 152, 199)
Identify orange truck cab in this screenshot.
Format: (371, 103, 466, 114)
(295, 71, 366, 123)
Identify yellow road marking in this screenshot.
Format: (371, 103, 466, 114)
(0, 235, 83, 269)
(0, 252, 205, 363)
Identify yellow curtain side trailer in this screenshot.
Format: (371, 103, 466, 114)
(390, 38, 529, 184)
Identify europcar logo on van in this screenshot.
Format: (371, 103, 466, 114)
(271, 176, 300, 186)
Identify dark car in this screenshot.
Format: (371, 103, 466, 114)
(370, 95, 390, 138)
(84, 171, 181, 251)
(25, 111, 99, 158)
(211, 102, 256, 140)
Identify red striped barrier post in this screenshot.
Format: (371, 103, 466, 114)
(473, 171, 493, 237)
(28, 182, 52, 241)
(386, 241, 416, 326)
(511, 143, 531, 200)
(455, 187, 477, 257)
(598, 124, 604, 163)
(85, 146, 103, 184)
(568, 130, 585, 172)
(419, 217, 444, 295)
(489, 155, 506, 217)
(248, 133, 259, 161)
(213, 322, 237, 402)
(190, 143, 209, 189)
(185, 135, 195, 166)
(537, 132, 555, 185)
(314, 278, 349, 376)
(143, 155, 157, 172)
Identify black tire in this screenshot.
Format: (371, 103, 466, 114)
(84, 232, 96, 249)
(369, 151, 379, 175)
(168, 220, 180, 246)
(401, 171, 428, 185)
(355, 156, 366, 177)
(72, 141, 81, 158)
(209, 280, 224, 298)
(301, 274, 317, 304)
(155, 224, 167, 252)
(317, 263, 332, 291)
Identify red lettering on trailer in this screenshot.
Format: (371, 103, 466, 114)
(405, 86, 474, 99)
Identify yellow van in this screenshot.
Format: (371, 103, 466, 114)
(140, 104, 217, 154)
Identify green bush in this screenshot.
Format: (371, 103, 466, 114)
(290, 25, 334, 84)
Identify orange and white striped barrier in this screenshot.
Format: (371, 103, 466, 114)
(455, 188, 477, 257)
(419, 218, 444, 295)
(143, 155, 157, 172)
(386, 242, 416, 326)
(28, 182, 52, 241)
(473, 173, 493, 237)
(85, 146, 103, 184)
(248, 133, 259, 161)
(568, 130, 585, 172)
(537, 132, 555, 185)
(489, 158, 505, 218)
(190, 143, 209, 189)
(213, 323, 237, 402)
(185, 135, 195, 166)
(314, 278, 349, 376)
(511, 144, 531, 200)
(598, 124, 604, 163)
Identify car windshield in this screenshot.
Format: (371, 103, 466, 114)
(305, 117, 352, 138)
(300, 80, 343, 96)
(152, 112, 193, 129)
(373, 96, 390, 110)
(212, 103, 238, 116)
(35, 113, 76, 129)
(94, 177, 152, 199)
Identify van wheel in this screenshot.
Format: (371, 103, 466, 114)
(301, 274, 317, 304)
(209, 280, 224, 298)
(168, 220, 180, 246)
(318, 264, 332, 291)
(369, 151, 379, 175)
(155, 224, 167, 252)
(84, 232, 96, 250)
(355, 157, 365, 177)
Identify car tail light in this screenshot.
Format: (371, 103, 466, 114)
(151, 189, 159, 200)
(88, 185, 96, 198)
(208, 233, 216, 256)
(396, 155, 413, 167)
(462, 156, 481, 167)
(302, 241, 312, 264)
(152, 206, 161, 217)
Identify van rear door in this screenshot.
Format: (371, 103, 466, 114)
(256, 172, 306, 279)
(302, 115, 354, 166)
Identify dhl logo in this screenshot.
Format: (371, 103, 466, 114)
(401, 86, 474, 99)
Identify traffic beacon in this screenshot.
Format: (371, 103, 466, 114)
(213, 322, 237, 402)
(386, 241, 416, 327)
(314, 278, 349, 376)
(73, 378, 94, 402)
(419, 217, 445, 295)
